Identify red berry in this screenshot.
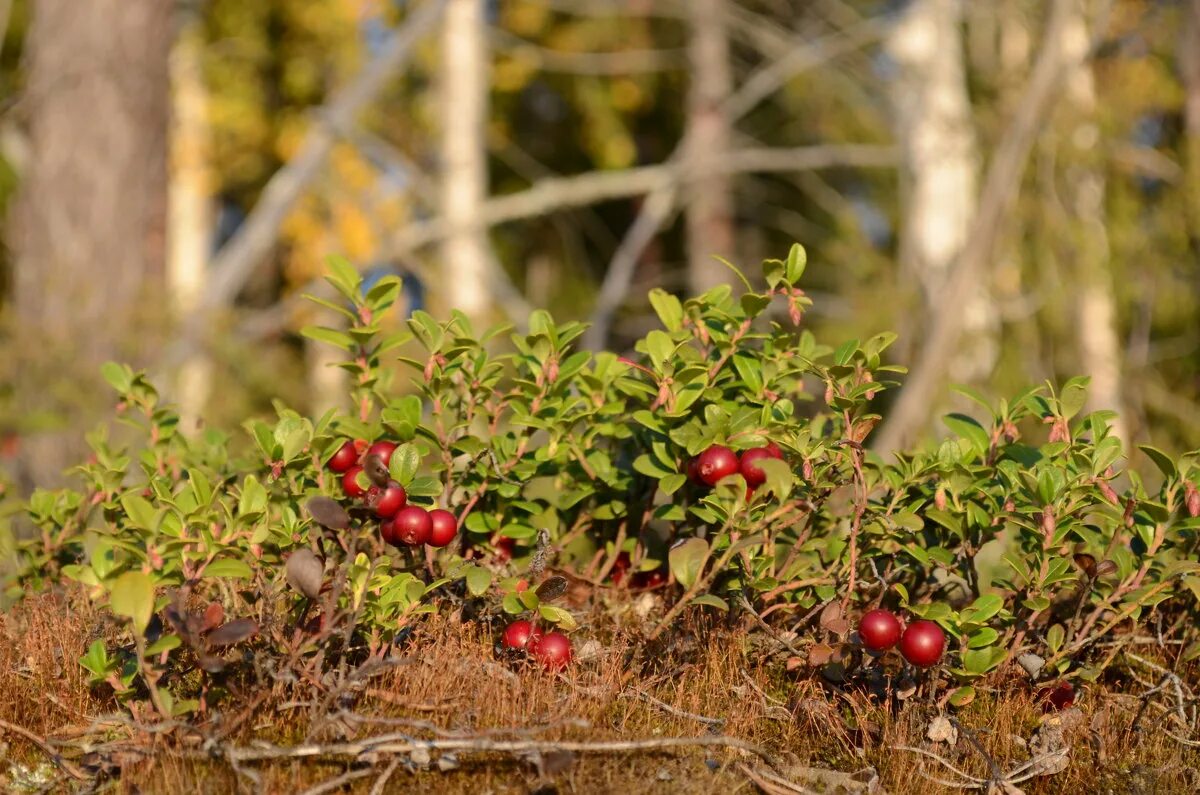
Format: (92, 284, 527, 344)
(899, 620, 946, 667)
(380, 518, 400, 546)
(493, 536, 516, 562)
(427, 509, 458, 548)
(515, 579, 529, 593)
(502, 619, 541, 650)
(739, 444, 783, 488)
(631, 569, 667, 590)
(530, 631, 572, 670)
(1037, 681, 1075, 712)
(610, 552, 632, 585)
(341, 466, 368, 499)
(368, 480, 407, 518)
(858, 609, 903, 651)
(366, 440, 398, 467)
(327, 441, 359, 473)
(391, 505, 431, 545)
(695, 445, 739, 486)
(686, 457, 704, 486)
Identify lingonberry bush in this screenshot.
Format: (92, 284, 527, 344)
(6, 245, 1200, 718)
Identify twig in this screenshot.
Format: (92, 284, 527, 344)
(0, 718, 89, 782)
(623, 689, 725, 727)
(739, 595, 805, 657)
(892, 745, 986, 785)
(299, 767, 375, 795)
(369, 757, 404, 795)
(737, 763, 818, 795)
(209, 733, 779, 768)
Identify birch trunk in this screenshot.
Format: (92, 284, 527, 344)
(168, 14, 214, 434)
(438, 0, 491, 322)
(685, 0, 736, 295)
(1061, 2, 1127, 443)
(886, 0, 994, 383)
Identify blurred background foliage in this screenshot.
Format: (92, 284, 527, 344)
(0, 0, 1198, 493)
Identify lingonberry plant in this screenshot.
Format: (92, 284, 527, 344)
(6, 245, 1200, 719)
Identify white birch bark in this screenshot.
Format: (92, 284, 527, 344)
(438, 0, 491, 322)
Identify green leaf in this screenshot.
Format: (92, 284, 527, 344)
(204, 558, 253, 579)
(465, 565, 492, 597)
(691, 594, 729, 611)
(961, 594, 1003, 624)
(948, 686, 975, 708)
(962, 647, 1005, 675)
(145, 634, 183, 656)
(943, 413, 990, 457)
(1059, 378, 1089, 419)
(538, 604, 579, 630)
(325, 254, 362, 300)
(109, 571, 155, 636)
(659, 473, 687, 495)
(79, 640, 112, 676)
(120, 493, 158, 532)
(299, 326, 356, 351)
(669, 537, 709, 590)
(100, 361, 133, 394)
(645, 330, 674, 369)
(648, 288, 683, 332)
(785, 243, 807, 284)
(1138, 445, 1177, 481)
(389, 443, 421, 486)
(238, 475, 268, 517)
(1046, 624, 1064, 654)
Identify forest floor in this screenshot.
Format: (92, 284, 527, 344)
(2, 588, 1197, 794)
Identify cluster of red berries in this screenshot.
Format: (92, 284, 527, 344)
(327, 439, 457, 549)
(857, 609, 946, 668)
(686, 442, 783, 497)
(501, 619, 572, 670)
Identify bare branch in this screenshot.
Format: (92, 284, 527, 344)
(198, 0, 447, 313)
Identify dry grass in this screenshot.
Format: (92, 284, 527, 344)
(2, 589, 1198, 794)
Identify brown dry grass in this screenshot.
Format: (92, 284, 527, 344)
(2, 589, 1198, 794)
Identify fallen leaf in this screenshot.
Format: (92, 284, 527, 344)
(926, 715, 958, 745)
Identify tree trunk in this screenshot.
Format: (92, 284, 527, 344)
(685, 0, 735, 295)
(11, 0, 171, 488)
(438, 0, 491, 323)
(1182, 0, 1200, 246)
(1061, 2, 1126, 443)
(886, 0, 994, 384)
(168, 12, 214, 435)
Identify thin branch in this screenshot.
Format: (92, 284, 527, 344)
(0, 718, 89, 782)
(299, 767, 376, 795)
(198, 0, 447, 314)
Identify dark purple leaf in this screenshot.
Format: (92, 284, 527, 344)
(286, 549, 324, 599)
(534, 575, 568, 603)
(206, 618, 258, 647)
(363, 454, 390, 487)
(306, 496, 350, 530)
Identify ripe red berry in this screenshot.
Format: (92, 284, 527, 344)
(858, 609, 903, 651)
(493, 536, 516, 562)
(630, 569, 667, 590)
(391, 505, 431, 545)
(366, 440, 398, 467)
(899, 620, 946, 667)
(739, 444, 784, 488)
(695, 445, 739, 486)
(1037, 681, 1075, 712)
(368, 480, 407, 518)
(530, 631, 572, 670)
(427, 509, 458, 548)
(686, 457, 704, 486)
(380, 518, 400, 547)
(610, 552, 632, 586)
(341, 466, 368, 499)
(327, 441, 359, 473)
(502, 619, 541, 650)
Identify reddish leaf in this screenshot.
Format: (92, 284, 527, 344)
(206, 618, 258, 647)
(201, 603, 225, 634)
(305, 496, 350, 530)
